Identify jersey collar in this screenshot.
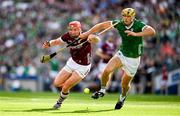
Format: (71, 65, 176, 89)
(125, 19, 135, 29)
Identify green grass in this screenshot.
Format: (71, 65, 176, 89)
(0, 92, 180, 116)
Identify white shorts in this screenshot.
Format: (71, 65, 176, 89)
(115, 51, 140, 77)
(160, 80, 168, 87)
(63, 58, 91, 78)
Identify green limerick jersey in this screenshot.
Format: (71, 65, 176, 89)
(112, 19, 146, 58)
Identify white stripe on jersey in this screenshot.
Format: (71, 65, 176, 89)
(58, 37, 66, 44)
(142, 25, 148, 31)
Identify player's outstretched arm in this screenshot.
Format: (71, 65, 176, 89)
(42, 37, 65, 48)
(79, 21, 112, 39)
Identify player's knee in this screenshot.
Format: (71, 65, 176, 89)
(62, 84, 70, 92)
(53, 80, 63, 87)
(103, 68, 112, 75)
(53, 80, 58, 87)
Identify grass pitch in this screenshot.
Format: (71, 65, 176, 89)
(0, 92, 180, 116)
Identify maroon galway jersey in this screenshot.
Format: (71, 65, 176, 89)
(61, 33, 91, 65)
(101, 41, 116, 63)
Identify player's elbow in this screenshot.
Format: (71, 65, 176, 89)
(146, 26, 156, 36)
(143, 26, 156, 36)
(53, 80, 63, 87)
(151, 28, 156, 36)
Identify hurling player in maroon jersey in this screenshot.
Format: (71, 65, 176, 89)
(42, 21, 99, 109)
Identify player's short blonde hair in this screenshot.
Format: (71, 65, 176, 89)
(121, 8, 136, 17)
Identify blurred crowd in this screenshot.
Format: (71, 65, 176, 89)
(0, 0, 179, 93)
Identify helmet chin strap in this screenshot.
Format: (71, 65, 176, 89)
(131, 16, 135, 22)
(129, 17, 135, 25)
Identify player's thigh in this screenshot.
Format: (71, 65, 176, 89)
(53, 69, 72, 86)
(105, 55, 123, 72)
(63, 71, 82, 90)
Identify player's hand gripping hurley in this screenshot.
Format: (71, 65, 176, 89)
(40, 38, 81, 63)
(40, 21, 119, 63)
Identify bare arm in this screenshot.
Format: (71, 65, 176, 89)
(79, 21, 112, 39)
(42, 37, 65, 48)
(136, 25, 156, 37)
(50, 37, 65, 46)
(125, 25, 156, 37)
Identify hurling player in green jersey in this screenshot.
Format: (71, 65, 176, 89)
(80, 8, 156, 110)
